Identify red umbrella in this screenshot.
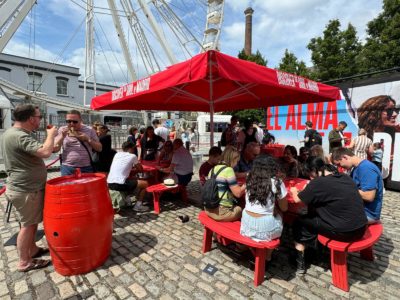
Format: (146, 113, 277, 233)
(91, 50, 341, 144)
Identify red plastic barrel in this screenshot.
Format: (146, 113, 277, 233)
(44, 170, 114, 275)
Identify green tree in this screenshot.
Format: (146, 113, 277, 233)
(277, 49, 311, 77)
(307, 19, 362, 81)
(230, 109, 265, 124)
(358, 0, 400, 72)
(238, 49, 267, 66)
(225, 49, 268, 123)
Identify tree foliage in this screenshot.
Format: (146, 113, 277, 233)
(307, 19, 362, 81)
(358, 0, 400, 72)
(277, 49, 312, 78)
(224, 49, 268, 123)
(238, 49, 268, 66)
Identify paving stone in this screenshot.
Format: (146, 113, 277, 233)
(163, 269, 179, 281)
(181, 270, 198, 283)
(197, 281, 215, 294)
(109, 265, 124, 277)
(164, 280, 177, 294)
(128, 283, 147, 299)
(31, 269, 47, 286)
(178, 280, 195, 292)
(227, 288, 248, 300)
(50, 272, 66, 284)
(86, 272, 100, 285)
(174, 289, 190, 300)
(0, 281, 9, 297)
(58, 281, 75, 299)
(114, 286, 130, 299)
(35, 282, 55, 299)
(14, 280, 28, 296)
(93, 284, 111, 298)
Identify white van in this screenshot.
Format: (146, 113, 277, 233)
(196, 114, 231, 149)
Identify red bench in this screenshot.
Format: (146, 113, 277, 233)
(146, 183, 188, 214)
(198, 211, 280, 287)
(318, 222, 383, 291)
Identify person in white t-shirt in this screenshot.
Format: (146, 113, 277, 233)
(253, 122, 264, 144)
(152, 119, 169, 142)
(240, 155, 288, 262)
(107, 141, 149, 212)
(159, 139, 193, 186)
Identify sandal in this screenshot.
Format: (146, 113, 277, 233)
(18, 259, 51, 272)
(32, 247, 49, 258)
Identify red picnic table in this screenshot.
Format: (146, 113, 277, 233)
(261, 144, 286, 158)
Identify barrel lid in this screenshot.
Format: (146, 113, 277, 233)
(47, 169, 105, 187)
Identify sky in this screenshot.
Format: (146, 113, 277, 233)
(3, 0, 383, 86)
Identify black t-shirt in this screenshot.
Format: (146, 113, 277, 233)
(298, 173, 367, 232)
(304, 129, 315, 148)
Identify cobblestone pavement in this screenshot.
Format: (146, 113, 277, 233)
(1, 170, 399, 299)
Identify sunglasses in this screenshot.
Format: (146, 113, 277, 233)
(385, 107, 400, 118)
(66, 120, 79, 124)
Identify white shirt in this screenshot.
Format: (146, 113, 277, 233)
(171, 146, 193, 175)
(107, 152, 138, 184)
(155, 126, 169, 141)
(339, 131, 345, 147)
(244, 178, 288, 215)
(256, 127, 264, 144)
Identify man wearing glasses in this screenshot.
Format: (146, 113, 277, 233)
(2, 104, 57, 272)
(53, 110, 102, 176)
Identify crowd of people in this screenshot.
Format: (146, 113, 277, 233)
(0, 104, 387, 276)
(199, 116, 384, 275)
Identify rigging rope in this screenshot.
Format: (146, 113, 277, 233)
(94, 15, 128, 84)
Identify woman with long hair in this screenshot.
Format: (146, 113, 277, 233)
(358, 95, 399, 140)
(205, 146, 246, 222)
(310, 144, 330, 164)
(140, 126, 163, 161)
(279, 145, 299, 178)
(290, 156, 367, 274)
(240, 155, 288, 261)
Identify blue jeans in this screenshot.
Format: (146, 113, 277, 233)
(61, 165, 94, 176)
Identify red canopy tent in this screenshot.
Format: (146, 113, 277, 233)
(91, 50, 341, 145)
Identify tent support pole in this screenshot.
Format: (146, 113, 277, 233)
(209, 52, 214, 147)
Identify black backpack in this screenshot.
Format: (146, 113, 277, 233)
(202, 166, 227, 209)
(311, 130, 323, 146)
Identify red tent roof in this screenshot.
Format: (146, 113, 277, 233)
(91, 50, 341, 111)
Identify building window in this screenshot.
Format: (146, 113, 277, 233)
(56, 77, 68, 95)
(27, 72, 42, 92)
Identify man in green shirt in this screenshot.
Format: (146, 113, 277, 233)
(2, 104, 57, 272)
(328, 121, 348, 153)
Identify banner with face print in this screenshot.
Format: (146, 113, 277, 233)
(266, 81, 400, 190)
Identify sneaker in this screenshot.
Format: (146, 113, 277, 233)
(133, 204, 149, 212)
(124, 196, 133, 206)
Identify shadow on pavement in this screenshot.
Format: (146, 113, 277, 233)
(107, 232, 158, 266)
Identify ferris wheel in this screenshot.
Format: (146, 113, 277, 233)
(0, 0, 225, 87)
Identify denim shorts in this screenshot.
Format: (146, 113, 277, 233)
(240, 210, 283, 242)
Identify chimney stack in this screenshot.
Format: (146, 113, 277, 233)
(244, 7, 254, 56)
